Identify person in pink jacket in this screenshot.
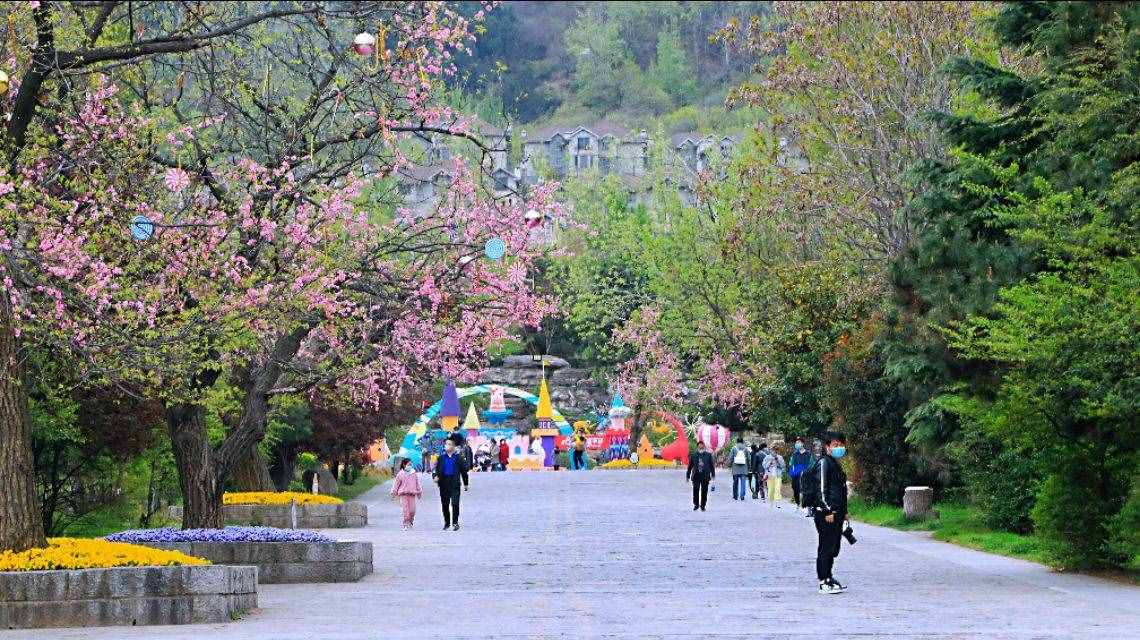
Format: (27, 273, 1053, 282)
(390, 458, 423, 530)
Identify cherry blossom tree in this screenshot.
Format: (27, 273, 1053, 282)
(0, 1, 555, 543)
(608, 305, 684, 452)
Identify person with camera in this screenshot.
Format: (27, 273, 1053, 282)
(801, 431, 852, 594)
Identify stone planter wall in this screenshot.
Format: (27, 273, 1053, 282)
(169, 501, 367, 528)
(138, 541, 373, 584)
(0, 564, 256, 629)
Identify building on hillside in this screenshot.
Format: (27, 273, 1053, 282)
(394, 122, 802, 231)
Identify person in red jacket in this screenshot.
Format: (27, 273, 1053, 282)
(498, 438, 510, 471)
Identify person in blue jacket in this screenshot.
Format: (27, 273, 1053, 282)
(788, 436, 816, 506)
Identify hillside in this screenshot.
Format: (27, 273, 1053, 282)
(451, 1, 769, 131)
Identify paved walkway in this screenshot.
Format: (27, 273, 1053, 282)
(7, 470, 1139, 639)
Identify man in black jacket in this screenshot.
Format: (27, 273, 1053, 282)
(686, 440, 716, 511)
(801, 431, 849, 594)
(749, 442, 768, 500)
(433, 438, 469, 530)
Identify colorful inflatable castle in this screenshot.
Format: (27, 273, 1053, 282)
(396, 380, 574, 471)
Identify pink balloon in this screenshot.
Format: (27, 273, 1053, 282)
(697, 423, 729, 452)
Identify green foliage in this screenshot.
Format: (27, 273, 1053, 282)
(565, 11, 631, 114)
(898, 2, 1140, 569)
(451, 2, 766, 123)
(649, 28, 697, 106)
(297, 452, 318, 472)
(945, 415, 1042, 533)
(822, 321, 923, 505)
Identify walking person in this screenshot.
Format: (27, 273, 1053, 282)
(788, 437, 815, 506)
(801, 432, 850, 594)
(764, 445, 787, 506)
(686, 440, 715, 511)
(461, 438, 474, 472)
(390, 458, 423, 530)
(729, 437, 750, 501)
(747, 443, 760, 499)
(750, 442, 769, 500)
(571, 434, 587, 470)
(418, 433, 434, 472)
(498, 438, 510, 471)
(476, 439, 493, 471)
(433, 438, 469, 530)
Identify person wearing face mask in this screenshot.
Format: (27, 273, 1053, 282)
(686, 440, 716, 511)
(788, 437, 816, 506)
(800, 431, 849, 594)
(433, 437, 469, 531)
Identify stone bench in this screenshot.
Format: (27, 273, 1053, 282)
(169, 501, 367, 528)
(137, 541, 373, 584)
(0, 564, 256, 629)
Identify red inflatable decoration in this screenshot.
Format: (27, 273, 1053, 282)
(656, 412, 690, 464)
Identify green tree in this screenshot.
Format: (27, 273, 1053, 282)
(907, 2, 1140, 567)
(650, 28, 698, 106)
(565, 10, 633, 114)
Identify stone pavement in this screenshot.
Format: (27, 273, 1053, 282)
(5, 470, 1138, 639)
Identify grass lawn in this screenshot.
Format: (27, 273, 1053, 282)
(336, 471, 387, 501)
(847, 497, 1054, 565)
(60, 504, 177, 538)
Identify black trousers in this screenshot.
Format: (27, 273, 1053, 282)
(439, 482, 461, 526)
(572, 449, 585, 469)
(814, 511, 845, 580)
(791, 475, 803, 505)
(691, 477, 710, 508)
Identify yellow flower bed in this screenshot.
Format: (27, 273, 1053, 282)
(223, 491, 343, 506)
(0, 538, 209, 572)
(601, 458, 679, 469)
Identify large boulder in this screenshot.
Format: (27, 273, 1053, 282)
(499, 355, 570, 370)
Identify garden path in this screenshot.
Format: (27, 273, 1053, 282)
(7, 470, 1139, 639)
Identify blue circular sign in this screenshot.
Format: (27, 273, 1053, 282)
(484, 237, 506, 261)
(130, 215, 155, 241)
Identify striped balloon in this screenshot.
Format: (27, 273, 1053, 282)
(697, 423, 730, 452)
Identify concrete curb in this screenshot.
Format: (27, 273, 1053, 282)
(0, 564, 256, 629)
(169, 501, 368, 528)
(136, 541, 373, 583)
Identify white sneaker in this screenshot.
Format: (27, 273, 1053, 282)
(818, 580, 843, 595)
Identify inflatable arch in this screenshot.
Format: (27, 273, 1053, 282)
(395, 384, 573, 466)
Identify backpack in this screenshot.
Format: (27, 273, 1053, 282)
(733, 447, 748, 465)
(800, 458, 823, 508)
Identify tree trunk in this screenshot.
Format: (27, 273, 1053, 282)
(628, 406, 644, 460)
(0, 303, 46, 552)
(167, 404, 224, 529)
(232, 447, 274, 492)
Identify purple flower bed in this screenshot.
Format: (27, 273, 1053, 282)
(106, 526, 334, 544)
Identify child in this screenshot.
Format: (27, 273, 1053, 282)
(390, 458, 423, 530)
